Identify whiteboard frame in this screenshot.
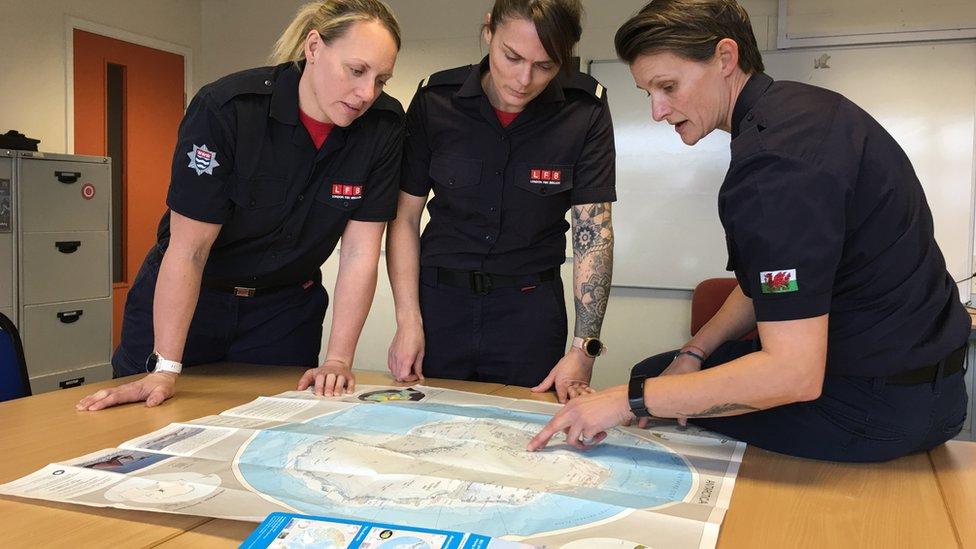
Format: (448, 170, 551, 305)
(776, 0, 976, 49)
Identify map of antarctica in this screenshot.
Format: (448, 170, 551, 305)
(0, 385, 745, 549)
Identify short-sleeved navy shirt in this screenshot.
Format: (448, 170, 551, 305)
(720, 72, 969, 376)
(401, 57, 616, 275)
(157, 61, 403, 288)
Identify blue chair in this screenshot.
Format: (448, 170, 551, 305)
(0, 312, 31, 401)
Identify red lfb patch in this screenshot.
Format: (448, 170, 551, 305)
(529, 168, 561, 184)
(331, 182, 363, 198)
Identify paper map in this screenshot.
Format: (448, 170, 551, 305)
(0, 386, 745, 548)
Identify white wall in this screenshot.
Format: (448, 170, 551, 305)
(0, 0, 202, 154)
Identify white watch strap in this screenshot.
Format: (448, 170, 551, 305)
(154, 355, 183, 375)
(572, 337, 606, 357)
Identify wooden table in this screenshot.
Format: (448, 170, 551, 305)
(1, 365, 973, 548)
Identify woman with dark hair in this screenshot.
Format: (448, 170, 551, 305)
(386, 0, 617, 401)
(529, 0, 969, 462)
(77, 0, 404, 411)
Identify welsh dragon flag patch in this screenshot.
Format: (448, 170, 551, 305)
(760, 269, 798, 293)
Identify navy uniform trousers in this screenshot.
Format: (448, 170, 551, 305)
(418, 266, 567, 387)
(634, 340, 969, 462)
(112, 249, 327, 377)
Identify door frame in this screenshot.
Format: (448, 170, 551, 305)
(64, 16, 194, 154)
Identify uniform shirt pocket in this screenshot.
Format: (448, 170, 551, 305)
(428, 153, 483, 192)
(317, 179, 366, 213)
(225, 177, 290, 238)
(514, 164, 574, 197)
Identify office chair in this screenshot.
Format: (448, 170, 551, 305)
(690, 278, 758, 340)
(0, 311, 31, 401)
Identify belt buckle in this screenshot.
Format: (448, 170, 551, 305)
(233, 286, 257, 297)
(470, 271, 492, 295)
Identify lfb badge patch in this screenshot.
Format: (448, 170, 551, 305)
(760, 269, 798, 293)
(529, 168, 562, 185)
(187, 144, 220, 176)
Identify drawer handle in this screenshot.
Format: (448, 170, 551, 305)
(57, 310, 84, 323)
(59, 377, 85, 389)
(55, 171, 81, 184)
(55, 241, 81, 253)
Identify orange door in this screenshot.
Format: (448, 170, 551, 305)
(73, 29, 185, 347)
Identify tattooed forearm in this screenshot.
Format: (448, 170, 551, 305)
(684, 403, 760, 418)
(572, 202, 613, 338)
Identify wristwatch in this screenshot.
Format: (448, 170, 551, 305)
(628, 373, 653, 418)
(573, 336, 607, 358)
(146, 351, 183, 375)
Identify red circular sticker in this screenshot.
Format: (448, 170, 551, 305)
(81, 183, 96, 200)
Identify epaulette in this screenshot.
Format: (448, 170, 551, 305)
(204, 66, 277, 107)
(419, 65, 472, 88)
(563, 70, 606, 102)
(369, 91, 405, 116)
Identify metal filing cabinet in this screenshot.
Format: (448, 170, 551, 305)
(2, 149, 112, 393)
(0, 154, 14, 325)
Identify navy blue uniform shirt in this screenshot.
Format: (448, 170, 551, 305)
(721, 72, 969, 376)
(401, 57, 616, 275)
(157, 61, 403, 288)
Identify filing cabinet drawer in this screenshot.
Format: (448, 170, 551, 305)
(0, 233, 12, 309)
(19, 159, 110, 232)
(22, 298, 111, 377)
(29, 363, 112, 394)
(21, 231, 110, 304)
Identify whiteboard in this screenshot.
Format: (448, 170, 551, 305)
(592, 40, 976, 303)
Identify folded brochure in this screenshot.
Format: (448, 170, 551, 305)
(241, 511, 539, 549)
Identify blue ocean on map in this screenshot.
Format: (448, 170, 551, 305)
(236, 402, 693, 537)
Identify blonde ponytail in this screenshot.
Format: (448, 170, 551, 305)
(270, 0, 401, 65)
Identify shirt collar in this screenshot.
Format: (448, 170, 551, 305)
(731, 72, 773, 138)
(270, 61, 302, 125)
(456, 55, 565, 104)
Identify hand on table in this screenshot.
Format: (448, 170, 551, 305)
(388, 322, 425, 382)
(298, 359, 356, 397)
(75, 372, 178, 411)
(531, 347, 596, 403)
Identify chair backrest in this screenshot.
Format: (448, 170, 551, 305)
(691, 278, 758, 340)
(0, 312, 31, 401)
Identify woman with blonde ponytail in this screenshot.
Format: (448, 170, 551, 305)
(78, 0, 404, 412)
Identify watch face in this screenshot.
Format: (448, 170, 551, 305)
(145, 353, 158, 373)
(584, 338, 603, 356)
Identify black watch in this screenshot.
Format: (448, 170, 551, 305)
(628, 374, 653, 418)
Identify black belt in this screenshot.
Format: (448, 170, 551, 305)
(885, 344, 967, 385)
(202, 278, 316, 298)
(434, 267, 557, 295)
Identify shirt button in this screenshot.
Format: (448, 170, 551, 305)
(286, 232, 293, 239)
(344, 201, 350, 208)
(746, 113, 754, 122)
(271, 253, 277, 259)
(264, 79, 272, 86)
(448, 177, 455, 186)
(539, 188, 548, 195)
(249, 199, 256, 206)
(298, 194, 304, 201)
(489, 207, 497, 213)
(495, 170, 502, 176)
(484, 234, 492, 241)
(500, 135, 507, 141)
